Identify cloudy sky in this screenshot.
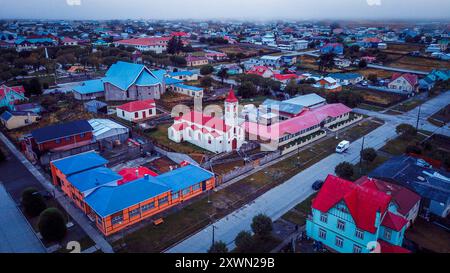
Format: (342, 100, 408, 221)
(1, 0, 449, 21)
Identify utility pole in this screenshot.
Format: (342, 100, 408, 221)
(359, 136, 365, 175)
(416, 104, 422, 131)
(211, 224, 216, 247)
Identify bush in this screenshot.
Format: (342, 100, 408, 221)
(208, 241, 228, 253)
(200, 76, 213, 88)
(38, 208, 67, 242)
(235, 231, 253, 252)
(251, 214, 273, 238)
(361, 148, 377, 163)
(335, 162, 354, 180)
(238, 81, 257, 99)
(396, 124, 417, 139)
(200, 65, 214, 75)
(21, 187, 47, 217)
(405, 145, 422, 155)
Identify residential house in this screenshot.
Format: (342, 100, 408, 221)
(320, 43, 344, 55)
(31, 120, 94, 152)
(0, 111, 40, 130)
(185, 55, 209, 67)
(0, 85, 27, 110)
(84, 100, 108, 114)
(116, 99, 156, 122)
(88, 119, 129, 143)
(114, 37, 171, 54)
(293, 40, 309, 50)
(355, 177, 421, 227)
(388, 73, 418, 94)
(246, 66, 274, 78)
(61, 37, 78, 46)
(313, 77, 343, 92)
(273, 73, 299, 84)
(73, 79, 105, 100)
(168, 71, 199, 81)
(370, 155, 450, 218)
(170, 83, 204, 98)
(306, 175, 411, 253)
(168, 89, 244, 153)
(328, 73, 364, 86)
(50, 151, 215, 236)
(260, 55, 283, 67)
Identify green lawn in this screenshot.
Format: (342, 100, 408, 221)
(380, 134, 427, 156)
(281, 193, 317, 227)
(357, 103, 386, 112)
(391, 99, 425, 113)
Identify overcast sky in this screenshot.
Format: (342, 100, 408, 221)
(1, 0, 449, 21)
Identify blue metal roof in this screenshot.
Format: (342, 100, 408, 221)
(262, 99, 304, 115)
(68, 167, 122, 193)
(173, 83, 203, 92)
(328, 73, 362, 80)
(156, 164, 214, 191)
(0, 111, 13, 121)
(31, 120, 93, 144)
(165, 77, 184, 85)
(73, 79, 105, 94)
(51, 151, 108, 176)
(103, 61, 163, 90)
(84, 177, 171, 217)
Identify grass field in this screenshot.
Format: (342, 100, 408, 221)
(388, 55, 450, 72)
(391, 99, 425, 113)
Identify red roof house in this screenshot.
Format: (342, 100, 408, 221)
(116, 99, 156, 122)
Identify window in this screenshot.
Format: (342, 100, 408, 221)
(55, 138, 61, 144)
(172, 192, 179, 200)
(192, 183, 201, 191)
(353, 245, 362, 253)
(111, 213, 123, 226)
(320, 213, 328, 223)
(159, 196, 168, 206)
(335, 236, 344, 248)
(129, 208, 140, 219)
(319, 229, 327, 239)
(182, 188, 191, 195)
(65, 136, 71, 142)
(384, 229, 392, 240)
(135, 112, 139, 118)
(122, 110, 125, 117)
(141, 202, 155, 213)
(80, 133, 85, 138)
(355, 229, 364, 240)
(337, 220, 346, 231)
(97, 216, 102, 226)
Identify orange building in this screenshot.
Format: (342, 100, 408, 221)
(50, 151, 215, 236)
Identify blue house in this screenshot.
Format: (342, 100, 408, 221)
(306, 175, 410, 253)
(320, 43, 344, 55)
(369, 155, 450, 218)
(73, 79, 105, 100)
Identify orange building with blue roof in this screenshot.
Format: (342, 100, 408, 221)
(50, 151, 215, 236)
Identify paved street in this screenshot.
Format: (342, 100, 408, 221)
(367, 64, 428, 75)
(0, 183, 46, 253)
(166, 91, 449, 253)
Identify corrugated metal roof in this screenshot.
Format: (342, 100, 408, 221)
(31, 120, 93, 144)
(51, 151, 108, 176)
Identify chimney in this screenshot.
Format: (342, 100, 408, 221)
(169, 166, 173, 171)
(135, 168, 139, 177)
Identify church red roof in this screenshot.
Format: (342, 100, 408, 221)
(225, 88, 238, 103)
(312, 175, 392, 233)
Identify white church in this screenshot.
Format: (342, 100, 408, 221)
(168, 89, 245, 153)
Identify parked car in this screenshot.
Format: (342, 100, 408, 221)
(312, 180, 324, 191)
(336, 140, 350, 153)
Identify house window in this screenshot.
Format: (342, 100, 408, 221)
(111, 212, 123, 226)
(337, 220, 345, 231)
(159, 196, 168, 206)
(182, 188, 191, 195)
(319, 228, 327, 239)
(335, 236, 344, 248)
(384, 229, 392, 240)
(122, 110, 125, 117)
(192, 183, 201, 191)
(353, 245, 362, 253)
(141, 202, 155, 213)
(135, 112, 139, 118)
(97, 216, 102, 226)
(128, 208, 140, 219)
(355, 229, 364, 240)
(172, 192, 179, 200)
(320, 213, 328, 223)
(55, 139, 61, 144)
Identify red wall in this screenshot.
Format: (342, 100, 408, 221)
(37, 132, 93, 152)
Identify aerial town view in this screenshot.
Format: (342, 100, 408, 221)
(0, 0, 449, 267)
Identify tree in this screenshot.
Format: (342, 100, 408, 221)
(38, 208, 67, 242)
(27, 78, 42, 96)
(200, 76, 213, 88)
(367, 74, 378, 84)
(169, 55, 187, 66)
(237, 81, 257, 99)
(396, 123, 417, 139)
(235, 231, 253, 252)
(318, 53, 336, 72)
(200, 65, 214, 76)
(358, 59, 367, 69)
(405, 145, 422, 155)
(335, 162, 354, 180)
(217, 68, 229, 84)
(284, 80, 300, 96)
(361, 148, 377, 163)
(251, 214, 273, 238)
(208, 241, 228, 253)
(21, 187, 47, 217)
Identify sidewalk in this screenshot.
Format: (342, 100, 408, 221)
(0, 132, 114, 253)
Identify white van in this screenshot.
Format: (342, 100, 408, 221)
(336, 140, 350, 153)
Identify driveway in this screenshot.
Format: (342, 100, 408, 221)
(165, 91, 449, 253)
(0, 183, 46, 253)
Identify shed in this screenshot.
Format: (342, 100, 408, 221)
(84, 100, 108, 114)
(88, 118, 129, 143)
